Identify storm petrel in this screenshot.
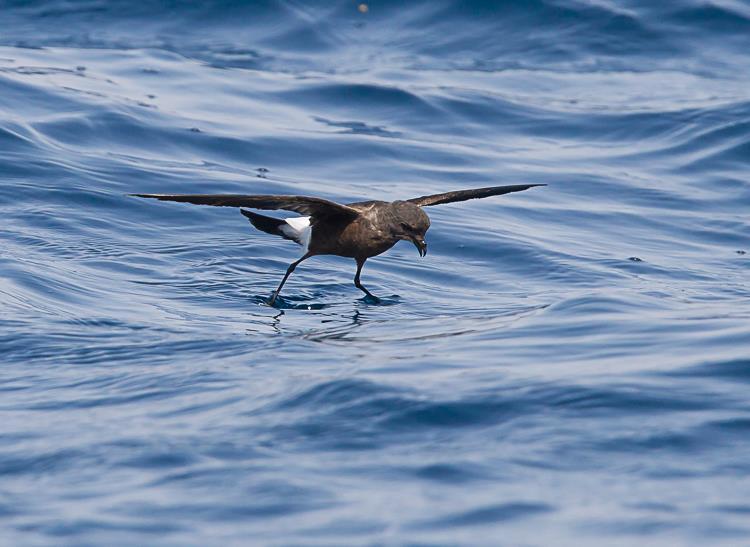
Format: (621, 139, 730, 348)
(133, 183, 544, 304)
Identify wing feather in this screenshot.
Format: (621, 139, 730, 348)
(408, 184, 545, 207)
(131, 193, 360, 220)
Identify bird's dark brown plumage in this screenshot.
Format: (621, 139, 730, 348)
(132, 183, 544, 304)
(407, 183, 542, 207)
(130, 193, 359, 220)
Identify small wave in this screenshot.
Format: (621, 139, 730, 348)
(2, 0, 750, 543)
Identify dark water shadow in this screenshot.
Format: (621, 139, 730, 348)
(359, 294, 401, 306)
(252, 293, 328, 310)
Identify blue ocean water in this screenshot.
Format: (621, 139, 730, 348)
(1, 0, 750, 543)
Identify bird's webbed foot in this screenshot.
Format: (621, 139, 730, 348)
(355, 283, 380, 303)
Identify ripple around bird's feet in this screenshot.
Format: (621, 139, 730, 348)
(262, 294, 329, 311)
(359, 294, 400, 306)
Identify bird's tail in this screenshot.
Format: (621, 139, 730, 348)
(241, 209, 305, 246)
(241, 209, 285, 236)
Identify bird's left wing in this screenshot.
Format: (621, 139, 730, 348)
(407, 184, 545, 207)
(131, 194, 360, 220)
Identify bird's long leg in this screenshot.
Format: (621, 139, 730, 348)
(354, 258, 378, 301)
(269, 252, 313, 306)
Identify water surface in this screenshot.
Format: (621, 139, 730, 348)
(1, 1, 750, 544)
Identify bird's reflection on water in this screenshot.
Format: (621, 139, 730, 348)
(247, 295, 550, 345)
(251, 297, 376, 340)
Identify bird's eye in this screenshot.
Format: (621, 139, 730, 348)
(400, 222, 411, 231)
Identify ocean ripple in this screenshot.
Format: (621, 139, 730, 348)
(1, 0, 750, 544)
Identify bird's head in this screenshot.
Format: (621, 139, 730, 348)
(391, 201, 430, 257)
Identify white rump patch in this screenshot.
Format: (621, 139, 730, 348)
(280, 216, 312, 253)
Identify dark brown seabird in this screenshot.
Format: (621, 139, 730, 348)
(132, 183, 544, 304)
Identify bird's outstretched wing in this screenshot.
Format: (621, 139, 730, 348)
(407, 184, 545, 207)
(131, 194, 360, 220)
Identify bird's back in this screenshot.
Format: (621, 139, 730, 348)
(308, 200, 398, 259)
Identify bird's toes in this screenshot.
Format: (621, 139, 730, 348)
(361, 293, 381, 304)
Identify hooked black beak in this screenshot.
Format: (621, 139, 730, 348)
(412, 237, 427, 257)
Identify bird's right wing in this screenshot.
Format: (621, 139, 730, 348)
(131, 194, 360, 220)
(407, 184, 545, 207)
